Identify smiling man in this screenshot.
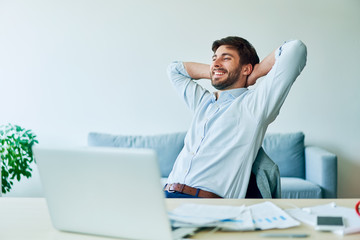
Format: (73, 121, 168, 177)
(210, 40, 258, 91)
(164, 36, 307, 198)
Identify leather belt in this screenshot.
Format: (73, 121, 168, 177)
(164, 183, 222, 198)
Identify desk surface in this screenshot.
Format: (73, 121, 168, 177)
(0, 198, 359, 240)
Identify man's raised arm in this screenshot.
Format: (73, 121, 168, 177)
(167, 61, 211, 112)
(246, 40, 307, 122)
(246, 40, 306, 88)
(183, 62, 211, 80)
(246, 49, 276, 87)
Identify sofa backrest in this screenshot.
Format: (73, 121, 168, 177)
(88, 132, 186, 177)
(88, 131, 306, 179)
(262, 132, 305, 179)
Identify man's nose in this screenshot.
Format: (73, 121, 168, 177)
(213, 59, 221, 68)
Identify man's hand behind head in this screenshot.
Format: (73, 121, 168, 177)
(246, 63, 259, 87)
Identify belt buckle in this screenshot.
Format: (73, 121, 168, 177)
(166, 184, 176, 193)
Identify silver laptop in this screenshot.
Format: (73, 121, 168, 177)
(34, 146, 197, 240)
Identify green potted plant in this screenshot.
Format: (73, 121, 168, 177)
(0, 123, 39, 195)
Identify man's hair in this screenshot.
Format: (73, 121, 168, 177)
(212, 36, 260, 67)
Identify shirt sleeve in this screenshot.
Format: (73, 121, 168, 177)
(246, 40, 307, 124)
(167, 61, 211, 112)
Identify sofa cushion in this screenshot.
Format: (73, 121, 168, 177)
(281, 177, 322, 198)
(262, 132, 305, 179)
(87, 132, 186, 177)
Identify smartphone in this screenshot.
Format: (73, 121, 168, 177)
(315, 216, 344, 231)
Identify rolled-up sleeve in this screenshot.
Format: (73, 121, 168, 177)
(167, 61, 211, 112)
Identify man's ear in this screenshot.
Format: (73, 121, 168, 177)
(241, 64, 253, 76)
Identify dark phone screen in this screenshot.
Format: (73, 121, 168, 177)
(317, 216, 344, 226)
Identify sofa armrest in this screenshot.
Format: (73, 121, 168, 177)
(305, 146, 337, 198)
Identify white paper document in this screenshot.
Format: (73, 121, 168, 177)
(286, 202, 360, 235)
(249, 201, 300, 230)
(220, 207, 255, 231)
(168, 201, 299, 232)
(168, 204, 246, 226)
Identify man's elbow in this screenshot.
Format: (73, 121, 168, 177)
(282, 40, 307, 73)
(167, 61, 181, 79)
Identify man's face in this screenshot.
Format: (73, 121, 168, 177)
(210, 45, 242, 90)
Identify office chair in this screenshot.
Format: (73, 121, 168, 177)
(245, 147, 281, 198)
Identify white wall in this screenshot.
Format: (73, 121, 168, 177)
(1, 0, 359, 197)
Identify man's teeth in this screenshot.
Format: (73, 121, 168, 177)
(215, 72, 225, 76)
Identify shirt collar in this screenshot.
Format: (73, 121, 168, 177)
(212, 88, 248, 102)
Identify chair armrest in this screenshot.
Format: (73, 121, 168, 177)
(305, 146, 337, 198)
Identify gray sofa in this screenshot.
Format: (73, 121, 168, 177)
(88, 131, 337, 199)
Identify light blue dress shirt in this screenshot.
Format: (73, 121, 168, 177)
(166, 40, 307, 198)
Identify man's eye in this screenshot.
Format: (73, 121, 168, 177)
(224, 58, 230, 60)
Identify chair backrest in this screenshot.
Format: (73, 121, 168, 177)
(247, 147, 281, 198)
(245, 171, 262, 198)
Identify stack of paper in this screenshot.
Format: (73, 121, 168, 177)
(286, 202, 360, 235)
(249, 202, 300, 230)
(168, 201, 300, 231)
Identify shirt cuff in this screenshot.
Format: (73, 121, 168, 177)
(171, 61, 191, 79)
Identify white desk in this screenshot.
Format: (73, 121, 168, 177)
(0, 198, 359, 240)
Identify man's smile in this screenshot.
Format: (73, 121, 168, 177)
(212, 68, 227, 77)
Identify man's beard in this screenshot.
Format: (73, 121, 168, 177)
(210, 65, 242, 90)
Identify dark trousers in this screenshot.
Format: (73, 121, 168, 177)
(164, 190, 200, 198)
